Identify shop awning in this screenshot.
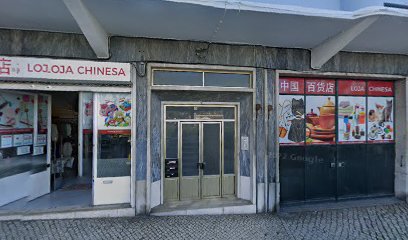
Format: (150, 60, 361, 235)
(2, 0, 408, 68)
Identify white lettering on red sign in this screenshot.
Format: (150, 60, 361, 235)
(0, 56, 130, 82)
(306, 80, 335, 94)
(368, 86, 392, 93)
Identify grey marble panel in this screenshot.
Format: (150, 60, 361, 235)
(256, 68, 266, 183)
(136, 74, 148, 180)
(267, 70, 277, 184)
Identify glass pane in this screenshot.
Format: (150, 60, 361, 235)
(166, 122, 178, 159)
(224, 122, 235, 174)
(203, 124, 220, 175)
(81, 92, 93, 177)
(35, 95, 48, 161)
(204, 72, 251, 88)
(153, 70, 203, 86)
(166, 107, 194, 120)
(182, 124, 199, 176)
(97, 133, 131, 177)
(195, 107, 235, 120)
(166, 106, 235, 120)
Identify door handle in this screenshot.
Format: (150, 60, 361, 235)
(196, 163, 205, 169)
(338, 162, 345, 168)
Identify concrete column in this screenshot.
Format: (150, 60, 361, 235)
(395, 79, 408, 201)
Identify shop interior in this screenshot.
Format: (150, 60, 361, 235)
(0, 90, 93, 213)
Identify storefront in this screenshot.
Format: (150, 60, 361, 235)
(278, 76, 396, 204)
(0, 56, 135, 213)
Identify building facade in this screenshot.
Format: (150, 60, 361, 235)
(1, 0, 408, 219)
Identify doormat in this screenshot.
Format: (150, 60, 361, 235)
(61, 184, 92, 191)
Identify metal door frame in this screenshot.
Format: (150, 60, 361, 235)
(161, 103, 240, 204)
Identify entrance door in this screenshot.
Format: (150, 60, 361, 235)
(180, 122, 221, 200)
(92, 93, 132, 205)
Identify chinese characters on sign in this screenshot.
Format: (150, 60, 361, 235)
(279, 78, 304, 95)
(305, 79, 335, 95)
(0, 58, 11, 76)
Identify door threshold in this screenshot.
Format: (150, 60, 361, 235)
(151, 198, 256, 216)
(0, 204, 134, 221)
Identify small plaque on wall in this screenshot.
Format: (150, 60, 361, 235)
(241, 136, 249, 151)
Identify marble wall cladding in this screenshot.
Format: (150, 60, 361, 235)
(0, 29, 95, 59)
(256, 68, 266, 183)
(150, 91, 253, 182)
(267, 70, 277, 184)
(150, 93, 162, 182)
(136, 74, 148, 180)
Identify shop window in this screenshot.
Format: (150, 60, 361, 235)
(278, 77, 395, 203)
(152, 68, 252, 88)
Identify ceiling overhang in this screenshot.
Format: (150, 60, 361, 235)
(2, 0, 408, 66)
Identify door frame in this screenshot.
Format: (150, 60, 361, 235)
(160, 102, 241, 205)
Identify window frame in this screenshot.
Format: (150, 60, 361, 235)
(149, 63, 255, 92)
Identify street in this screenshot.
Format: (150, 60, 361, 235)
(2, 202, 408, 239)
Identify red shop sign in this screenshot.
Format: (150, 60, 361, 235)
(338, 80, 366, 96)
(305, 79, 335, 95)
(279, 78, 304, 94)
(367, 81, 394, 96)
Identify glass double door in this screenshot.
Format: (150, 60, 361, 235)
(180, 122, 222, 200)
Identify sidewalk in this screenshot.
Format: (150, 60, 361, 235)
(1, 202, 408, 239)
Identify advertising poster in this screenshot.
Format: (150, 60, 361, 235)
(97, 93, 132, 130)
(278, 95, 305, 145)
(337, 97, 366, 143)
(305, 96, 336, 144)
(82, 92, 93, 132)
(38, 95, 48, 133)
(0, 92, 34, 133)
(13, 134, 24, 146)
(367, 97, 394, 142)
(1, 135, 13, 148)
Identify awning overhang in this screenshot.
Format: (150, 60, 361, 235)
(2, 0, 408, 67)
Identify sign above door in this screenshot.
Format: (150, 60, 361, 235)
(0, 56, 130, 82)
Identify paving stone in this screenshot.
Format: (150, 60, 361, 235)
(1, 203, 408, 239)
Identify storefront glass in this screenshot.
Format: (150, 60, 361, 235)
(279, 78, 395, 203)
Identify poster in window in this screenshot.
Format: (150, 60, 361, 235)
(0, 92, 34, 132)
(82, 92, 93, 131)
(38, 95, 48, 134)
(337, 96, 366, 143)
(367, 97, 394, 142)
(278, 95, 305, 145)
(97, 93, 132, 130)
(305, 96, 336, 144)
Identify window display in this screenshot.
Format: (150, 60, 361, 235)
(279, 78, 395, 145)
